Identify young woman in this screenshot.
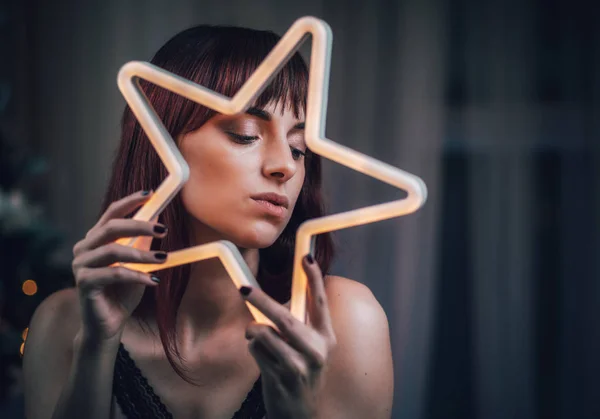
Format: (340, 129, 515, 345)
(23, 24, 393, 419)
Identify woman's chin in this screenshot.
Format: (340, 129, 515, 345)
(229, 222, 283, 249)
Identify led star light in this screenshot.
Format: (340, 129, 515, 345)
(119, 16, 427, 325)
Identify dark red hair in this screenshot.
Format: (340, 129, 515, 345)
(100, 24, 335, 383)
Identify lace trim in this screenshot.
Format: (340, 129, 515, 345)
(113, 343, 266, 419)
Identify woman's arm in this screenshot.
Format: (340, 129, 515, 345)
(317, 276, 394, 419)
(23, 288, 122, 419)
(23, 191, 166, 419)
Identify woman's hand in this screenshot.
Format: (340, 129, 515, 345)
(241, 255, 336, 419)
(71, 190, 168, 343)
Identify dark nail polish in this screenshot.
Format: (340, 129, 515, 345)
(153, 224, 167, 234)
(154, 252, 167, 260)
(141, 190, 150, 196)
(239, 286, 252, 297)
(151, 276, 160, 284)
(306, 254, 314, 264)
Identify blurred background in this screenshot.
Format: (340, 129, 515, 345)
(0, 0, 598, 418)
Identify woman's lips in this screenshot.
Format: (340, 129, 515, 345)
(252, 198, 287, 218)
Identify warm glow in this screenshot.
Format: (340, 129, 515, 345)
(22, 280, 38, 296)
(118, 16, 427, 323)
(20, 342, 25, 356)
(22, 327, 29, 340)
(124, 241, 273, 327)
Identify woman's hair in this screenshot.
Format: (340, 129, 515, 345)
(99, 24, 335, 383)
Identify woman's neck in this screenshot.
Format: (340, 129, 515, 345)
(175, 220, 260, 348)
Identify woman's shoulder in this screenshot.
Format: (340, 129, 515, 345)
(26, 287, 81, 347)
(318, 276, 394, 417)
(324, 275, 386, 319)
(324, 275, 372, 294)
(32, 287, 80, 322)
(23, 288, 91, 418)
(323, 275, 389, 339)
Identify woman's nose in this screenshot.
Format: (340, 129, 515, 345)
(262, 138, 297, 181)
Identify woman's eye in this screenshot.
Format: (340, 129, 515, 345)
(226, 132, 259, 144)
(291, 147, 306, 160)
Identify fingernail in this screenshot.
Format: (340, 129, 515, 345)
(305, 254, 314, 264)
(239, 286, 252, 297)
(151, 276, 160, 284)
(141, 190, 151, 196)
(153, 224, 167, 234)
(154, 252, 167, 260)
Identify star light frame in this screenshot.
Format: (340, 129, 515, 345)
(118, 16, 427, 325)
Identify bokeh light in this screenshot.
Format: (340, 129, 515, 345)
(22, 279, 38, 296)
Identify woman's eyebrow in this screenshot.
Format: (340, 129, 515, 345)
(245, 107, 305, 131)
(245, 107, 271, 121)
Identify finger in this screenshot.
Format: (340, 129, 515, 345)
(74, 218, 167, 256)
(76, 266, 160, 291)
(240, 286, 326, 367)
(73, 218, 168, 256)
(73, 242, 167, 270)
(248, 340, 307, 392)
(246, 323, 307, 378)
(93, 190, 153, 230)
(132, 216, 160, 251)
(303, 254, 334, 338)
(248, 338, 282, 381)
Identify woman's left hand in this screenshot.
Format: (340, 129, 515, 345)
(240, 254, 337, 419)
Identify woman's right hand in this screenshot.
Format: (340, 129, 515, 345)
(71, 190, 168, 343)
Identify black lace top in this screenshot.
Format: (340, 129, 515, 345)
(113, 343, 266, 419)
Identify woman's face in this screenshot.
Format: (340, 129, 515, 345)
(179, 101, 306, 249)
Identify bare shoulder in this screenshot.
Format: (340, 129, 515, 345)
(23, 287, 81, 375)
(33, 287, 80, 317)
(27, 287, 81, 344)
(319, 276, 393, 419)
(23, 288, 82, 419)
(324, 275, 389, 330)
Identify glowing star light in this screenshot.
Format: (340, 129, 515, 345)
(118, 16, 427, 325)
